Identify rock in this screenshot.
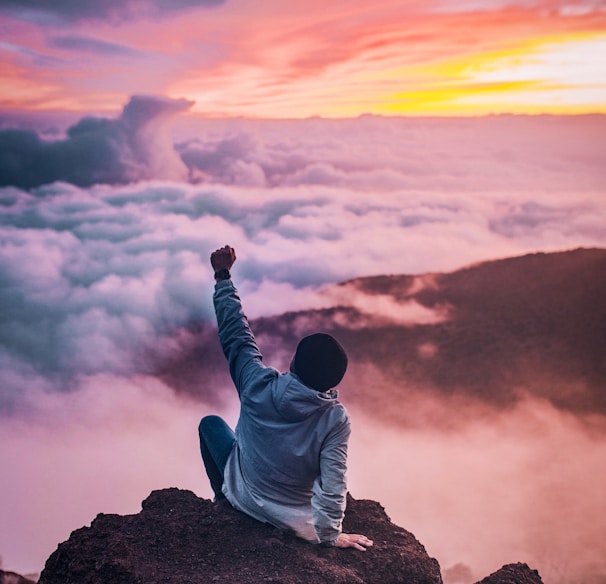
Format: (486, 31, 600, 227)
(38, 488, 443, 584)
(474, 562, 544, 584)
(38, 488, 545, 584)
(0, 570, 37, 584)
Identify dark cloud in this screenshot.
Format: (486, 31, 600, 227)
(488, 201, 582, 238)
(0, 184, 215, 412)
(0, 95, 193, 188)
(0, 110, 82, 139)
(3, 109, 606, 200)
(0, 0, 226, 25)
(0, 39, 63, 68)
(48, 35, 143, 57)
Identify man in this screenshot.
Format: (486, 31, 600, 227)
(198, 245, 373, 551)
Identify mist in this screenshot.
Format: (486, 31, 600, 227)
(348, 392, 606, 584)
(2, 374, 605, 583)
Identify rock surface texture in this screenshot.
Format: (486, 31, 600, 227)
(475, 562, 544, 584)
(39, 488, 442, 584)
(38, 488, 543, 584)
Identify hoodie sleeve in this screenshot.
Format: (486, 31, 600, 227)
(213, 279, 272, 396)
(311, 412, 351, 545)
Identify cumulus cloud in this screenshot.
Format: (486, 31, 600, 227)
(0, 95, 193, 188)
(0, 185, 216, 411)
(173, 114, 606, 194)
(0, 0, 226, 25)
(4, 103, 606, 199)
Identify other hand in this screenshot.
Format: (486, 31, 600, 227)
(335, 533, 374, 551)
(211, 245, 236, 272)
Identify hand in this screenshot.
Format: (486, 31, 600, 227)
(334, 533, 374, 551)
(211, 245, 236, 272)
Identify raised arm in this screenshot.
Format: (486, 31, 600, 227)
(211, 245, 268, 394)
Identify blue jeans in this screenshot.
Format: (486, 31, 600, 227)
(198, 415, 236, 500)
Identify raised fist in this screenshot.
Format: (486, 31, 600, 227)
(211, 245, 236, 272)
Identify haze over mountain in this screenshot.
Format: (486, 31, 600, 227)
(157, 247, 606, 423)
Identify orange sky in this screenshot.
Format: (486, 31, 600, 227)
(0, 1, 605, 117)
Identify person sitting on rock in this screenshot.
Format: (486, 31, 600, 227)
(198, 245, 374, 551)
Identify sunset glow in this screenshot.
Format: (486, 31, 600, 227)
(0, 1, 604, 117)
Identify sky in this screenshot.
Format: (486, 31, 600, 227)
(1, 1, 606, 583)
(0, 0, 605, 117)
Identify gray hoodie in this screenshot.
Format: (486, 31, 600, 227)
(214, 279, 351, 544)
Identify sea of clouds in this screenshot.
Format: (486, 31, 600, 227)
(1, 96, 605, 581)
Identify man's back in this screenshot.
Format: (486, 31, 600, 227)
(232, 366, 350, 504)
(199, 245, 373, 551)
(213, 278, 350, 541)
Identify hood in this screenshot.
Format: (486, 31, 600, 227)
(271, 373, 339, 422)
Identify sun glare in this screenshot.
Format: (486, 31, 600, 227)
(388, 33, 606, 115)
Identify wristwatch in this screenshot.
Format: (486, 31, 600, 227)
(214, 268, 231, 281)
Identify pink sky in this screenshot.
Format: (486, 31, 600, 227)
(0, 0, 605, 117)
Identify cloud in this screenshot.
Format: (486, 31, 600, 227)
(48, 35, 143, 57)
(0, 373, 230, 574)
(321, 282, 451, 326)
(2, 1, 604, 117)
(347, 393, 606, 584)
(177, 134, 267, 187)
(1, 113, 606, 412)
(427, 0, 519, 13)
(1, 112, 605, 398)
(559, 1, 606, 16)
(173, 115, 606, 193)
(488, 200, 600, 239)
(0, 39, 63, 68)
(4, 104, 606, 197)
(427, 0, 606, 16)
(0, 0, 226, 25)
(0, 95, 193, 188)
(0, 184, 209, 410)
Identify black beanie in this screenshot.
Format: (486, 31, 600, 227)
(293, 333, 348, 391)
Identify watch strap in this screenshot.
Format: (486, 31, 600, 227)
(214, 268, 231, 281)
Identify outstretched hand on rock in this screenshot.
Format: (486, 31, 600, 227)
(335, 533, 374, 551)
(211, 245, 236, 274)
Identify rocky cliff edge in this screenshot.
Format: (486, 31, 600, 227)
(37, 488, 543, 584)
